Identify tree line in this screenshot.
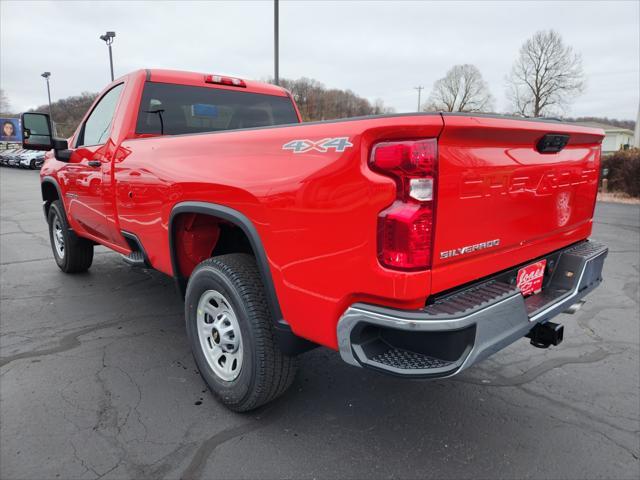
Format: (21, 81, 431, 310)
(275, 77, 394, 121)
(32, 92, 98, 137)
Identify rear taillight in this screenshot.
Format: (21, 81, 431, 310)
(370, 138, 437, 270)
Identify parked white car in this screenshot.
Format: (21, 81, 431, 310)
(19, 150, 46, 169)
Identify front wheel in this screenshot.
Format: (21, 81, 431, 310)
(185, 254, 297, 412)
(47, 200, 94, 273)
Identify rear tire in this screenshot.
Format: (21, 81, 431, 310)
(185, 253, 297, 412)
(47, 200, 94, 273)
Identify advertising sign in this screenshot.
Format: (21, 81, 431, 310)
(1, 117, 22, 142)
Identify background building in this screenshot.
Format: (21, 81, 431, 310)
(575, 121, 635, 154)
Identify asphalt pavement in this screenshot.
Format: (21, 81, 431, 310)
(1, 167, 638, 480)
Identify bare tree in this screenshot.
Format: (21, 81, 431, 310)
(372, 98, 395, 115)
(424, 64, 494, 112)
(506, 30, 584, 117)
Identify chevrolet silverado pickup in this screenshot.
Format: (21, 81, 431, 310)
(21, 69, 608, 411)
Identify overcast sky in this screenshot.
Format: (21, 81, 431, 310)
(1, 0, 638, 119)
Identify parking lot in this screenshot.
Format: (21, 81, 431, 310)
(0, 166, 638, 479)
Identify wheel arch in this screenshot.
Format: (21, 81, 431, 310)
(169, 201, 281, 315)
(41, 176, 63, 219)
(169, 202, 317, 355)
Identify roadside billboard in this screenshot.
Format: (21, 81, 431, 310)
(1, 117, 22, 142)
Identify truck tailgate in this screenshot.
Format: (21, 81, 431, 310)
(431, 114, 603, 294)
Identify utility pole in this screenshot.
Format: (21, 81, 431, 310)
(99, 31, 116, 81)
(634, 103, 639, 148)
(414, 86, 424, 112)
(274, 0, 279, 85)
(41, 72, 52, 117)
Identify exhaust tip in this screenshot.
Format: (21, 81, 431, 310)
(564, 300, 586, 315)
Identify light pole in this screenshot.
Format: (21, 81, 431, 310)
(41, 72, 52, 117)
(414, 86, 424, 112)
(274, 0, 279, 85)
(99, 31, 116, 81)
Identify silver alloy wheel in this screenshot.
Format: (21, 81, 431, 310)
(52, 215, 65, 258)
(196, 290, 243, 382)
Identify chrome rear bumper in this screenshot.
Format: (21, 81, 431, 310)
(337, 240, 608, 378)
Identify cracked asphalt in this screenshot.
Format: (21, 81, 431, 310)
(1, 167, 638, 480)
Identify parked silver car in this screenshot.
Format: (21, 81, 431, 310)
(0, 148, 20, 166)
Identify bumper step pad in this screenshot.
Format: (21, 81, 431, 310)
(565, 240, 608, 258)
(370, 348, 454, 370)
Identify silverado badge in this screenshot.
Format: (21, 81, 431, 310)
(440, 239, 501, 260)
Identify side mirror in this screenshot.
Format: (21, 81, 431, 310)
(22, 112, 53, 150)
(21, 112, 71, 161)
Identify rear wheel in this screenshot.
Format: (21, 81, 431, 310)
(185, 254, 297, 412)
(47, 200, 94, 273)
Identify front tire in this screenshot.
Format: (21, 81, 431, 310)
(47, 200, 94, 273)
(185, 254, 297, 412)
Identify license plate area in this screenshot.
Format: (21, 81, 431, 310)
(517, 260, 547, 297)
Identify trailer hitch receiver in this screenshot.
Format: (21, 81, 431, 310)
(526, 322, 564, 349)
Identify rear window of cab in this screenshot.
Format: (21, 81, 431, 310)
(135, 82, 299, 136)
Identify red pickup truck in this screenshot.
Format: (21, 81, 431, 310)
(22, 69, 607, 411)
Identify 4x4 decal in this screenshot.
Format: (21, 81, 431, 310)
(282, 137, 353, 154)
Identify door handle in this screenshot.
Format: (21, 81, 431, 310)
(87, 160, 101, 168)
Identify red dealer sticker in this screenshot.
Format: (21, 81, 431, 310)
(516, 260, 547, 296)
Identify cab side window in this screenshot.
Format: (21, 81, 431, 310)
(77, 84, 124, 147)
